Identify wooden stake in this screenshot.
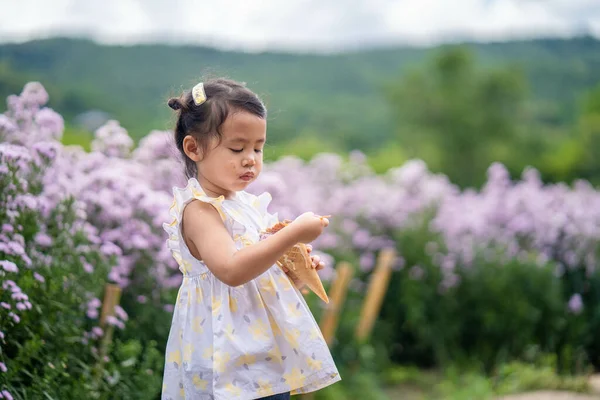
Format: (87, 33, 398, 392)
(100, 283, 122, 327)
(301, 262, 353, 400)
(355, 248, 395, 342)
(319, 262, 354, 346)
(93, 283, 122, 385)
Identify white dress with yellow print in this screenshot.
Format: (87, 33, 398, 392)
(161, 178, 341, 400)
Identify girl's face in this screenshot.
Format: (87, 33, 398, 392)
(192, 110, 266, 198)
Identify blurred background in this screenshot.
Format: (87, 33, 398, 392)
(2, 1, 600, 399)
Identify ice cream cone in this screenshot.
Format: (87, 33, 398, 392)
(262, 220, 330, 303)
(277, 243, 329, 303)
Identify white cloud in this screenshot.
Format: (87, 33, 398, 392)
(0, 0, 598, 51)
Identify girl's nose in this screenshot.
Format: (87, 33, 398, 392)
(243, 157, 255, 167)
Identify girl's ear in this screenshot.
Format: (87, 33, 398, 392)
(183, 135, 202, 162)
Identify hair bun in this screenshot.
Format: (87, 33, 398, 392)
(168, 98, 182, 110)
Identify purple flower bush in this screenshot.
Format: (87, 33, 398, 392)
(251, 149, 600, 371)
(0, 83, 162, 399)
(2, 81, 600, 397)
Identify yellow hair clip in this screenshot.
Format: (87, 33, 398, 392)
(192, 82, 206, 106)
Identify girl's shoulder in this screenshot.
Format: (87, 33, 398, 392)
(164, 178, 228, 230)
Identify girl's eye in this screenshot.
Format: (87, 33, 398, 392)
(255, 149, 263, 153)
(230, 148, 243, 153)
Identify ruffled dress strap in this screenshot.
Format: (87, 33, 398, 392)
(162, 178, 227, 274)
(237, 190, 279, 229)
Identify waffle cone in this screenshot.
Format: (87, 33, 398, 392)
(277, 243, 329, 303)
(263, 220, 329, 303)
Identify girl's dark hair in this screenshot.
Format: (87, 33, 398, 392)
(168, 78, 267, 178)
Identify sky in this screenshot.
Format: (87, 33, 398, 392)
(0, 0, 599, 52)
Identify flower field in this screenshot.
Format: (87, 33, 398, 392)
(1, 83, 600, 399)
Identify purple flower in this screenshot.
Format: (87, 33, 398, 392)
(0, 114, 17, 135)
(568, 294, 583, 315)
(34, 272, 45, 283)
(21, 81, 49, 106)
(91, 120, 134, 158)
(114, 305, 128, 321)
(87, 298, 101, 309)
(409, 265, 425, 280)
(35, 108, 64, 140)
(163, 304, 174, 313)
(32, 141, 60, 162)
(316, 232, 339, 248)
(92, 326, 104, 338)
(0, 362, 6, 372)
(83, 261, 94, 274)
(136, 295, 147, 304)
(105, 315, 125, 329)
(0, 331, 4, 340)
(100, 242, 122, 257)
(34, 232, 53, 247)
(0, 302, 10, 310)
(393, 256, 406, 271)
(0, 260, 18, 273)
(352, 230, 371, 248)
(11, 292, 28, 301)
(86, 298, 101, 319)
(1, 389, 14, 400)
(359, 253, 375, 272)
(0, 143, 32, 165)
(2, 280, 16, 290)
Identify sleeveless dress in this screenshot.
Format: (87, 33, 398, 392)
(161, 178, 341, 400)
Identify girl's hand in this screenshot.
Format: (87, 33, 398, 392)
(288, 212, 329, 244)
(281, 244, 325, 291)
(306, 244, 326, 271)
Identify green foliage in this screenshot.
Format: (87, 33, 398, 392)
(1, 36, 600, 161)
(383, 359, 590, 400)
(493, 356, 590, 394)
(264, 135, 340, 162)
(373, 218, 600, 376)
(386, 46, 529, 187)
(366, 142, 410, 174)
(0, 162, 162, 399)
(62, 124, 93, 151)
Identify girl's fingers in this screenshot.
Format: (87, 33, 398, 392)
(310, 258, 325, 270)
(316, 214, 331, 227)
(311, 255, 321, 269)
(306, 244, 313, 253)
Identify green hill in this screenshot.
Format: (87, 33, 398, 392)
(1, 37, 600, 151)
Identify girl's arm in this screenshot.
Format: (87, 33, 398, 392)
(182, 200, 326, 287)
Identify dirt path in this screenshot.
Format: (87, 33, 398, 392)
(497, 376, 600, 400)
(385, 373, 600, 399)
(497, 392, 600, 400)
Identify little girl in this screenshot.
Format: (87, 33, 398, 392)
(161, 78, 341, 400)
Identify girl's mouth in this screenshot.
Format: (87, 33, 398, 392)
(240, 172, 254, 181)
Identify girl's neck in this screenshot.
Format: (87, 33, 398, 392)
(196, 175, 236, 200)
